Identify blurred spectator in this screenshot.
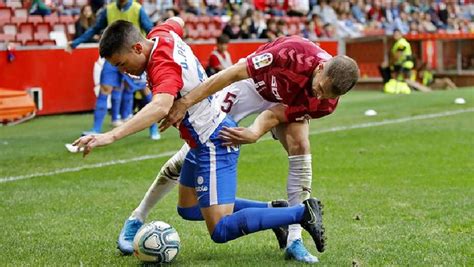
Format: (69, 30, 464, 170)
(183, 0, 202, 15)
(311, 14, 324, 37)
(287, 0, 309, 17)
(22, 0, 474, 45)
(75, 5, 99, 42)
(336, 11, 361, 38)
(241, 14, 257, 39)
(367, 0, 383, 22)
(29, 0, 51, 16)
(253, 0, 266, 12)
(383, 29, 413, 94)
(301, 20, 318, 40)
(90, 0, 105, 15)
(252, 10, 267, 37)
(276, 19, 288, 37)
(351, 0, 366, 24)
(266, 0, 286, 16)
(321, 23, 336, 38)
(393, 11, 410, 34)
(259, 17, 278, 40)
(417, 62, 457, 90)
(206, 34, 232, 76)
(205, 0, 224, 16)
(223, 13, 243, 39)
(313, 1, 338, 25)
(420, 13, 437, 33)
(143, 0, 173, 24)
(162, 7, 180, 21)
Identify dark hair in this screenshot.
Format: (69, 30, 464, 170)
(79, 5, 95, 29)
(99, 20, 144, 58)
(325, 55, 359, 95)
(217, 34, 230, 44)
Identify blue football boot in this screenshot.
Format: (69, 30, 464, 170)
(117, 218, 143, 255)
(149, 124, 161, 140)
(284, 239, 319, 263)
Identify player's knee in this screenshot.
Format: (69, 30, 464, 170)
(100, 85, 113, 95)
(210, 227, 227, 243)
(176, 206, 204, 221)
(159, 163, 181, 183)
(287, 139, 310, 155)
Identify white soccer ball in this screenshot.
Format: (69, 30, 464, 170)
(133, 221, 180, 263)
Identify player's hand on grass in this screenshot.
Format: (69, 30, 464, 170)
(219, 126, 259, 146)
(159, 99, 187, 132)
(72, 133, 115, 157)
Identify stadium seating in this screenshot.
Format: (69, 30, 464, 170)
(43, 13, 59, 26)
(15, 32, 32, 45)
(19, 22, 34, 36)
(41, 39, 56, 46)
(27, 15, 43, 25)
(10, 7, 27, 25)
(52, 23, 67, 33)
(0, 7, 11, 26)
(35, 22, 50, 34)
(5, 0, 22, 9)
(0, 32, 15, 42)
(25, 39, 40, 46)
(2, 23, 16, 34)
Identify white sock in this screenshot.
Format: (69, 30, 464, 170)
(131, 144, 189, 222)
(286, 154, 312, 245)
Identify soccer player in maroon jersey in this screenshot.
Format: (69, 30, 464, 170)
(160, 35, 359, 262)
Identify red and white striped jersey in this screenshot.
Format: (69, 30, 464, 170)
(146, 20, 226, 147)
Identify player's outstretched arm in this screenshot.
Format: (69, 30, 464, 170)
(73, 93, 174, 157)
(159, 61, 249, 131)
(219, 104, 288, 146)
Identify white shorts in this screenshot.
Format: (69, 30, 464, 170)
(213, 79, 277, 123)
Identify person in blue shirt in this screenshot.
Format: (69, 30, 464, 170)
(66, 0, 160, 140)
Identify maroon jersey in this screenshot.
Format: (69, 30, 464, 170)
(246, 36, 339, 122)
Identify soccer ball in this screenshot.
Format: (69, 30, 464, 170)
(133, 221, 181, 263)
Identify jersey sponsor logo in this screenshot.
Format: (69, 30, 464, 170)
(197, 176, 204, 185)
(196, 185, 208, 192)
(254, 80, 266, 93)
(252, 53, 273, 69)
(271, 76, 282, 101)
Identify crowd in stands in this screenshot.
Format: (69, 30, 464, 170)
(0, 0, 474, 46)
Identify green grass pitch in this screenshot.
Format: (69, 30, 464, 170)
(1, 89, 473, 265)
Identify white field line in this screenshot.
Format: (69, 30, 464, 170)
(1, 108, 473, 184)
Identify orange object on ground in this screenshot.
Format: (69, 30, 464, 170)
(0, 88, 36, 125)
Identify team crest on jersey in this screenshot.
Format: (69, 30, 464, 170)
(252, 53, 273, 69)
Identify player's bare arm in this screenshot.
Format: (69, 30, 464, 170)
(219, 104, 288, 146)
(73, 93, 174, 157)
(159, 61, 249, 131)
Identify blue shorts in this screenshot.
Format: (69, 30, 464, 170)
(100, 60, 147, 91)
(179, 116, 240, 207)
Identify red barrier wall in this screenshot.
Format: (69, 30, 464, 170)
(0, 40, 338, 115)
(0, 48, 99, 115)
